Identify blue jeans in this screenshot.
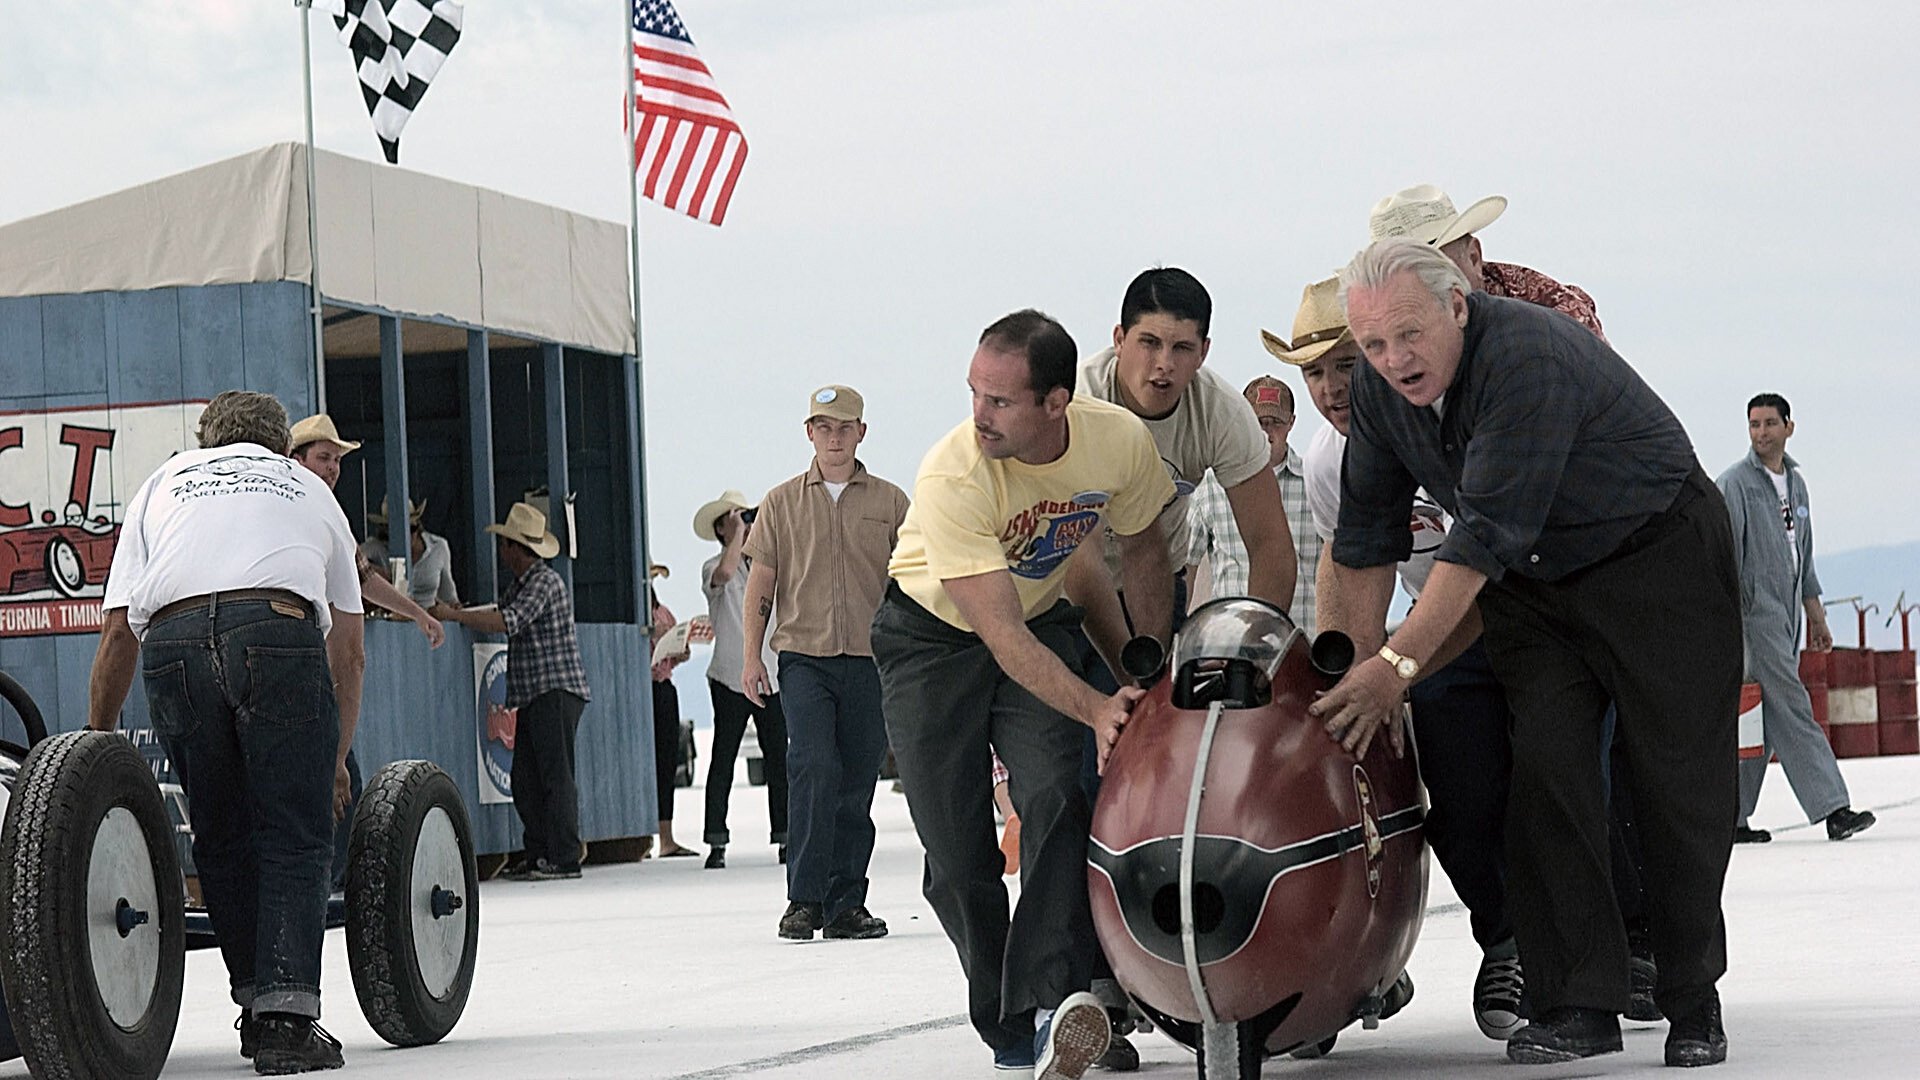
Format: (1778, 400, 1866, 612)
(142, 598, 338, 1018)
(777, 653, 888, 920)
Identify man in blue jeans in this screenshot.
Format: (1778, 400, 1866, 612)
(89, 390, 365, 1074)
(740, 385, 910, 941)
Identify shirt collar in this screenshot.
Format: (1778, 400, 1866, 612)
(1745, 447, 1799, 475)
(805, 459, 868, 486)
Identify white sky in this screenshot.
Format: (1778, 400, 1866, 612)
(4, 2, 1917, 618)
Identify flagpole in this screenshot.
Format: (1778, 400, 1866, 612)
(625, 0, 654, 629)
(297, 0, 329, 414)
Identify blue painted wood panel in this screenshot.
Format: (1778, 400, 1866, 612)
(177, 285, 246, 400)
(240, 281, 315, 418)
(39, 294, 108, 396)
(107, 290, 184, 404)
(0, 296, 47, 406)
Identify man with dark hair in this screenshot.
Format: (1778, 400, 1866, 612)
(741, 384, 909, 942)
(438, 502, 591, 880)
(88, 390, 363, 1073)
(872, 309, 1176, 1080)
(1315, 239, 1741, 1068)
(1716, 394, 1874, 843)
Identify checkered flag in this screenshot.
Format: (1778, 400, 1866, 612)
(325, 0, 464, 163)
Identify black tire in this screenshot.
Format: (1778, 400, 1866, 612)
(345, 760, 478, 1047)
(0, 670, 48, 759)
(45, 536, 86, 599)
(0, 731, 185, 1080)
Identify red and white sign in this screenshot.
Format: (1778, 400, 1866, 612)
(0, 400, 205, 637)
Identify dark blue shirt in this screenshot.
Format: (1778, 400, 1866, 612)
(1334, 292, 1698, 583)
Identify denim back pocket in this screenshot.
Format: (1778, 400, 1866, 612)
(142, 658, 200, 740)
(242, 646, 333, 730)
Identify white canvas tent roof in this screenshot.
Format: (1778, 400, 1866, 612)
(0, 143, 633, 356)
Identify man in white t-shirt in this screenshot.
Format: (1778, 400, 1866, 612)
(87, 391, 363, 1073)
(1269, 277, 1524, 1045)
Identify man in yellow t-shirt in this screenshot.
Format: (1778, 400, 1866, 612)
(872, 309, 1175, 1080)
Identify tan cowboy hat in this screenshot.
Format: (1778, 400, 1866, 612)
(805, 384, 864, 423)
(1368, 184, 1507, 248)
(366, 496, 426, 529)
(288, 414, 361, 454)
(485, 502, 560, 559)
(1260, 277, 1353, 367)
(693, 490, 753, 541)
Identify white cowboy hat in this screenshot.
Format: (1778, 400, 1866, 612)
(485, 502, 561, 559)
(1261, 276, 1354, 367)
(1368, 184, 1507, 248)
(288, 414, 361, 454)
(692, 490, 753, 542)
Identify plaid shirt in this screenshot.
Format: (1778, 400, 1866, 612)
(1337, 292, 1695, 583)
(499, 561, 590, 707)
(1482, 261, 1607, 343)
(1186, 451, 1321, 634)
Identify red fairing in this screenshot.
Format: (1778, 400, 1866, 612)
(1088, 605, 1427, 1055)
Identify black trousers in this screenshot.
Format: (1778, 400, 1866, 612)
(1477, 469, 1740, 1019)
(514, 690, 587, 869)
(872, 586, 1093, 1057)
(705, 680, 790, 846)
(1406, 640, 1514, 950)
(652, 679, 682, 824)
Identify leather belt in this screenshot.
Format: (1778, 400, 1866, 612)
(150, 589, 312, 625)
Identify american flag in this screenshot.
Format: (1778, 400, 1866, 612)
(630, 0, 748, 226)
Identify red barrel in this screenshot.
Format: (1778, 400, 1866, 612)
(1875, 649, 1919, 756)
(1825, 647, 1881, 758)
(1798, 649, 1831, 742)
(1737, 683, 1767, 761)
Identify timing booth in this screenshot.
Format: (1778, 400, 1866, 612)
(0, 143, 661, 856)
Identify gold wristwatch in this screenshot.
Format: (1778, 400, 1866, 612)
(1378, 644, 1420, 681)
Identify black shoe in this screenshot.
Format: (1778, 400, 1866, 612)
(1664, 994, 1727, 1067)
(1289, 1034, 1337, 1060)
(529, 859, 581, 880)
(237, 1009, 260, 1059)
(1826, 807, 1876, 841)
(252, 1013, 343, 1075)
(705, 846, 726, 869)
(779, 901, 823, 940)
(821, 904, 889, 940)
(1627, 948, 1663, 1022)
(497, 856, 536, 880)
(1093, 1030, 1139, 1071)
(1475, 939, 1526, 1039)
(1732, 825, 1771, 844)
(777, 844, 788, 864)
(1506, 1006, 1622, 1064)
(1378, 970, 1415, 1021)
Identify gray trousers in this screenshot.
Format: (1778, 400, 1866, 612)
(1737, 614, 1849, 826)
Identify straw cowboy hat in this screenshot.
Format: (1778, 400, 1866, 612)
(693, 490, 753, 542)
(1367, 184, 1507, 248)
(1261, 277, 1353, 367)
(288, 414, 361, 454)
(486, 502, 560, 559)
(366, 496, 426, 529)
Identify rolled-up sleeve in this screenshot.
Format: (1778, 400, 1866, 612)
(1332, 369, 1419, 570)
(1439, 357, 1583, 582)
(500, 573, 555, 636)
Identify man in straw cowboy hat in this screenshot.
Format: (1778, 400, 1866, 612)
(1313, 238, 1739, 1068)
(694, 489, 789, 870)
(741, 384, 910, 942)
(1269, 275, 1521, 1043)
(439, 502, 591, 880)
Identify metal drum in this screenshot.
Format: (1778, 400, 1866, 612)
(1826, 648, 1881, 758)
(1874, 649, 1919, 756)
(1089, 598, 1427, 1078)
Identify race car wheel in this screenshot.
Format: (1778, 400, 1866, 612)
(345, 759, 478, 1047)
(0, 731, 185, 1080)
(45, 536, 87, 599)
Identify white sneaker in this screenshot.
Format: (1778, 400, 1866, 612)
(1036, 992, 1111, 1080)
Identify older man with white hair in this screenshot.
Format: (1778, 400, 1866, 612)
(1311, 238, 1741, 1068)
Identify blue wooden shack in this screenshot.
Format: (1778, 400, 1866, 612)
(0, 144, 659, 854)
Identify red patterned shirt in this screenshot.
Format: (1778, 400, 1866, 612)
(1482, 261, 1607, 343)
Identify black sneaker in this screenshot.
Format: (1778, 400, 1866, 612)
(777, 844, 788, 864)
(1627, 946, 1663, 1022)
(779, 901, 823, 940)
(1826, 807, 1876, 841)
(529, 859, 581, 880)
(821, 905, 889, 940)
(1093, 1030, 1139, 1071)
(1506, 1006, 1622, 1064)
(497, 856, 536, 880)
(252, 1013, 343, 1075)
(1475, 940, 1526, 1039)
(1378, 970, 1415, 1021)
(1732, 825, 1771, 844)
(705, 846, 727, 869)
(1664, 993, 1728, 1067)
(237, 1009, 260, 1059)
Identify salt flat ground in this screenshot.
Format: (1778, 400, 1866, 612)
(9, 742, 1915, 1079)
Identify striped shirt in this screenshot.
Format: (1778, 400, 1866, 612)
(1186, 450, 1321, 634)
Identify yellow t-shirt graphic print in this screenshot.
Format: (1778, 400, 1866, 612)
(889, 396, 1175, 632)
